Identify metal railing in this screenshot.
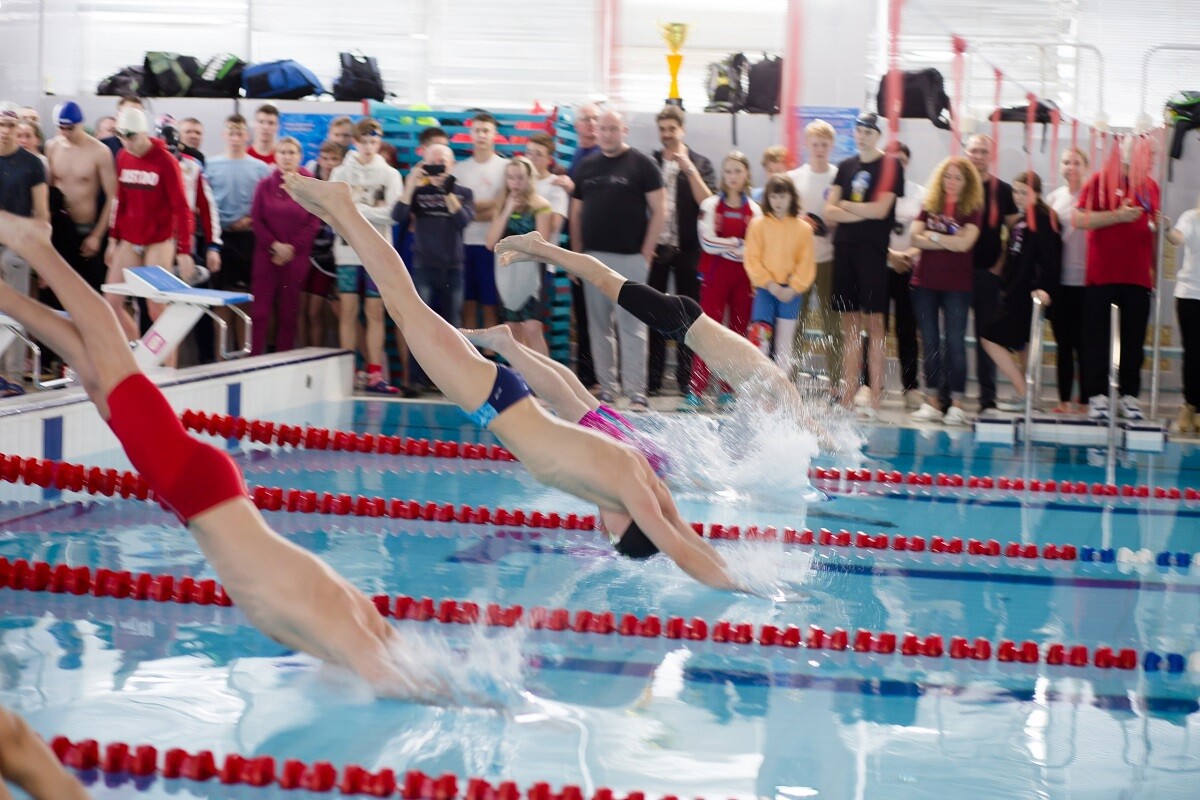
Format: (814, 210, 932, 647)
(202, 306, 253, 361)
(1107, 303, 1121, 483)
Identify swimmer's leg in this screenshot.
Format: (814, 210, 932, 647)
(495, 232, 627, 302)
(462, 325, 594, 421)
(283, 176, 495, 412)
(0, 214, 137, 413)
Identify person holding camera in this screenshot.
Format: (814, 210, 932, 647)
(393, 143, 475, 331)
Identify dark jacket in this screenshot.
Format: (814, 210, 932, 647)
(392, 184, 475, 267)
(1001, 205, 1062, 319)
(652, 147, 716, 252)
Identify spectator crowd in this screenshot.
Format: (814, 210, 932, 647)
(0, 95, 1193, 432)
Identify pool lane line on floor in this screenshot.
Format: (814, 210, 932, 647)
(1, 556, 1181, 674)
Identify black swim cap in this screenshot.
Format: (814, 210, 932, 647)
(613, 519, 660, 559)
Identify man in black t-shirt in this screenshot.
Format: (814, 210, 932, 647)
(823, 112, 903, 413)
(0, 101, 50, 393)
(570, 110, 665, 410)
(965, 134, 1020, 412)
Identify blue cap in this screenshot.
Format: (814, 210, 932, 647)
(55, 101, 84, 127)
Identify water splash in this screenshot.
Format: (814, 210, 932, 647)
(718, 539, 818, 602)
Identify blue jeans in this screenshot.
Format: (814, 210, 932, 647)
(911, 287, 971, 408)
(412, 260, 464, 327)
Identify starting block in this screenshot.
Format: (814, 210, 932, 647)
(0, 312, 72, 390)
(102, 266, 253, 369)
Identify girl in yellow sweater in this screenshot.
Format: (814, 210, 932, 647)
(744, 175, 816, 368)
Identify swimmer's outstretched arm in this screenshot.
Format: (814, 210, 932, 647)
(462, 326, 595, 422)
(0, 707, 90, 800)
(495, 232, 626, 302)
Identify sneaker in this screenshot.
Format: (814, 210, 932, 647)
(629, 396, 650, 412)
(354, 370, 368, 391)
(363, 379, 399, 395)
(995, 397, 1025, 413)
(1087, 395, 1110, 421)
(0, 376, 25, 397)
(904, 389, 924, 410)
(853, 385, 871, 407)
(910, 402, 944, 422)
(943, 405, 970, 426)
(597, 390, 616, 405)
(1119, 395, 1144, 421)
(678, 393, 704, 412)
(716, 392, 735, 410)
(857, 405, 878, 420)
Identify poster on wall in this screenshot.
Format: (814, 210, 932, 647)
(280, 112, 361, 165)
(796, 106, 860, 164)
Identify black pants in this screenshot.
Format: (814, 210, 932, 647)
(1049, 285, 1086, 403)
(972, 268, 1002, 408)
(647, 243, 700, 393)
(1080, 283, 1151, 400)
(861, 267, 919, 391)
(1178, 297, 1200, 407)
(571, 278, 596, 387)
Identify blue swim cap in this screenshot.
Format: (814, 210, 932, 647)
(55, 101, 84, 127)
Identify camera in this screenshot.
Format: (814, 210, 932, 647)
(424, 163, 446, 176)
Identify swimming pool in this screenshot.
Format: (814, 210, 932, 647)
(3, 398, 1200, 799)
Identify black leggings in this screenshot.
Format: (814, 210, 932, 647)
(616, 281, 703, 344)
(1050, 285, 1086, 403)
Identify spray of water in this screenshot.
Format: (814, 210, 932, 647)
(362, 625, 528, 708)
(718, 539, 818, 602)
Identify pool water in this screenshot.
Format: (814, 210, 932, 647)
(3, 399, 1200, 799)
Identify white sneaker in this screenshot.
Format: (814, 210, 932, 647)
(904, 389, 924, 410)
(857, 405, 878, 420)
(910, 402, 944, 422)
(995, 397, 1024, 413)
(942, 405, 970, 426)
(1119, 395, 1144, 420)
(1088, 395, 1109, 421)
(853, 385, 871, 407)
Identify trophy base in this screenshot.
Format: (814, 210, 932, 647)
(664, 97, 684, 109)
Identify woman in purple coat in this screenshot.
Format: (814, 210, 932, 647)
(250, 136, 322, 354)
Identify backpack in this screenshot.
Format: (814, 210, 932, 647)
(97, 66, 145, 97)
(705, 53, 749, 113)
(189, 53, 245, 98)
(993, 99, 1060, 152)
(242, 60, 325, 99)
(333, 52, 386, 102)
(1167, 91, 1200, 161)
(142, 52, 201, 97)
(876, 68, 952, 130)
(743, 55, 783, 115)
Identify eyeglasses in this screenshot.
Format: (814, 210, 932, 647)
(362, 130, 382, 138)
(116, 130, 138, 138)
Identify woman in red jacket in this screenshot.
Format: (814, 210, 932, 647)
(249, 137, 322, 354)
(685, 151, 761, 410)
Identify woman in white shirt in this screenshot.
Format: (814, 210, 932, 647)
(1045, 147, 1089, 413)
(1166, 192, 1200, 434)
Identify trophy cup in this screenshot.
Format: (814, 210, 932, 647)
(658, 22, 690, 108)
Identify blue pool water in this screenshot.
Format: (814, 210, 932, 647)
(3, 399, 1200, 799)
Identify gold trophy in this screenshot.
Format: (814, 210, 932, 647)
(658, 21, 690, 108)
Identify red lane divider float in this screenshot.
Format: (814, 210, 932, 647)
(4, 453, 1199, 571)
(50, 734, 614, 798)
(180, 410, 517, 463)
(0, 555, 1153, 672)
(179, 410, 1200, 503)
(811, 466, 1200, 503)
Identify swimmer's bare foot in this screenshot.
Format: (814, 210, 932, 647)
(0, 211, 52, 254)
(494, 231, 548, 267)
(459, 325, 515, 353)
(282, 174, 353, 223)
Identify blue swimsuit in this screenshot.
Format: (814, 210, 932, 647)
(463, 365, 534, 428)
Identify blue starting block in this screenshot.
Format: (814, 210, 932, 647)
(0, 312, 72, 390)
(102, 267, 253, 368)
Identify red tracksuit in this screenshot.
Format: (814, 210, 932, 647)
(111, 138, 192, 248)
(691, 194, 756, 395)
